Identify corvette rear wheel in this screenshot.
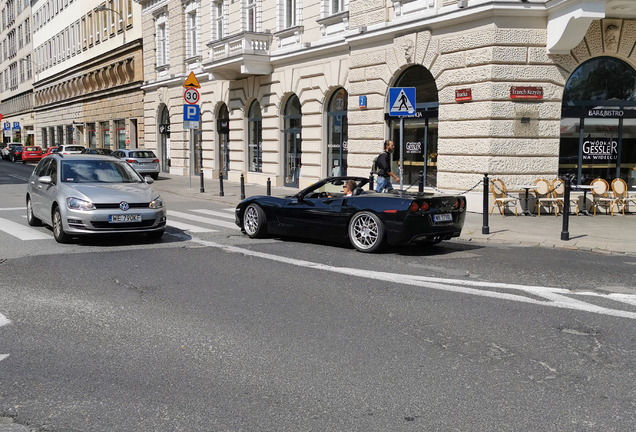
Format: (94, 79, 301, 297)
(243, 204, 267, 238)
(349, 211, 385, 253)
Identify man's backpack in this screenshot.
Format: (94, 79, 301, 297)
(371, 155, 379, 174)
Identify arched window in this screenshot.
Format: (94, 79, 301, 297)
(327, 88, 347, 177)
(284, 95, 302, 187)
(158, 105, 170, 172)
(217, 103, 229, 179)
(248, 100, 262, 172)
(560, 57, 636, 185)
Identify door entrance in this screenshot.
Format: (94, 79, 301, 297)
(158, 105, 170, 173)
(218, 104, 230, 179)
(284, 131, 302, 187)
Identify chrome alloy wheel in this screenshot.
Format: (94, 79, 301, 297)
(243, 206, 259, 236)
(349, 211, 385, 252)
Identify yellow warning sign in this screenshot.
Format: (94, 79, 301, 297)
(183, 72, 201, 89)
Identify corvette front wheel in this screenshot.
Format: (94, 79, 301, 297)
(243, 204, 267, 238)
(349, 211, 385, 253)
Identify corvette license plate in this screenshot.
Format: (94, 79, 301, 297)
(109, 214, 141, 223)
(433, 213, 453, 223)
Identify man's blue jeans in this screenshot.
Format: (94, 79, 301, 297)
(375, 176, 392, 192)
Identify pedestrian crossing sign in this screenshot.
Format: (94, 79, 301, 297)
(388, 87, 416, 117)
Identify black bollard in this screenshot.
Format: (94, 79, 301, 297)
(267, 177, 271, 196)
(240, 173, 246, 200)
(419, 169, 424, 193)
(369, 173, 374, 191)
(482, 173, 490, 235)
(561, 175, 571, 241)
(219, 171, 224, 197)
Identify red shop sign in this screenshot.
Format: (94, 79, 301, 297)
(510, 86, 543, 99)
(455, 88, 472, 102)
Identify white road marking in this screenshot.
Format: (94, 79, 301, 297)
(223, 208, 235, 213)
(191, 209, 236, 220)
(0, 217, 50, 240)
(0, 207, 26, 211)
(168, 210, 240, 230)
(8, 174, 29, 181)
(0, 313, 10, 362)
(167, 220, 218, 233)
(191, 238, 636, 321)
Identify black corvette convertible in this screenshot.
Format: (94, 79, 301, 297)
(235, 176, 466, 252)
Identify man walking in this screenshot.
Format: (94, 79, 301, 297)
(375, 140, 400, 192)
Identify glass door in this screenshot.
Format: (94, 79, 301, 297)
(285, 131, 301, 187)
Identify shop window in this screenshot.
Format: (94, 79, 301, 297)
(115, 119, 126, 149)
(248, 100, 262, 172)
(560, 57, 636, 185)
(87, 123, 96, 148)
(101, 121, 110, 148)
(284, 95, 302, 187)
(327, 88, 347, 177)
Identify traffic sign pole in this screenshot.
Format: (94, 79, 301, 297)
(400, 118, 404, 191)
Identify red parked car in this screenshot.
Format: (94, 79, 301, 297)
(21, 146, 43, 163)
(41, 146, 58, 157)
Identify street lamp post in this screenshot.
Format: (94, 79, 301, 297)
(94, 5, 126, 45)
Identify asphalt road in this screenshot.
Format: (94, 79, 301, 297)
(1, 159, 635, 431)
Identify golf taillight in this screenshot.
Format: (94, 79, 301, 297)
(152, 159, 159, 163)
(126, 159, 137, 164)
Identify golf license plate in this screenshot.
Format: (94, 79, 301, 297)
(109, 214, 141, 223)
(433, 213, 453, 223)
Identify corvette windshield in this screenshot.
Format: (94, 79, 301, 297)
(61, 160, 144, 183)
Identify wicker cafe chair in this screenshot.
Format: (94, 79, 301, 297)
(611, 178, 636, 216)
(489, 178, 518, 217)
(590, 178, 614, 216)
(552, 178, 579, 216)
(533, 179, 559, 216)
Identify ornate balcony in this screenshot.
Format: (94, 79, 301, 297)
(204, 32, 273, 80)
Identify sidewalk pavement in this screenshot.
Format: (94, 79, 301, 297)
(151, 173, 636, 257)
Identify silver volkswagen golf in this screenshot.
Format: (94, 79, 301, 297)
(26, 154, 167, 243)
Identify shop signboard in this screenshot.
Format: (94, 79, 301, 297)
(455, 88, 472, 101)
(405, 141, 422, 154)
(510, 86, 543, 99)
(582, 137, 618, 161)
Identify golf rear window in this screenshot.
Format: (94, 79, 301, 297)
(65, 146, 84, 151)
(130, 151, 156, 158)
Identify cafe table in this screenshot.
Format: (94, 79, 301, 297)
(572, 185, 594, 216)
(515, 185, 537, 216)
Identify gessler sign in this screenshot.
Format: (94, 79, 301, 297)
(582, 137, 618, 161)
(510, 86, 543, 99)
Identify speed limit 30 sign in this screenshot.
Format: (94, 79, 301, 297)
(184, 88, 200, 105)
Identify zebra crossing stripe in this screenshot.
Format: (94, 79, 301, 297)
(167, 210, 240, 230)
(191, 209, 236, 220)
(167, 220, 218, 233)
(0, 218, 50, 240)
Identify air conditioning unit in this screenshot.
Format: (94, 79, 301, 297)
(457, 0, 468, 8)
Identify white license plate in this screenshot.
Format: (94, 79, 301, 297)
(109, 214, 141, 223)
(433, 213, 453, 223)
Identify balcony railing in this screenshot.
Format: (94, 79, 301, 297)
(205, 32, 273, 79)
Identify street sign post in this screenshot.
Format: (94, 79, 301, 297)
(388, 87, 417, 191)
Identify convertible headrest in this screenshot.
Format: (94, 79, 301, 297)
(353, 187, 364, 196)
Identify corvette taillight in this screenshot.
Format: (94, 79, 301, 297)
(409, 202, 419, 213)
(420, 202, 430, 212)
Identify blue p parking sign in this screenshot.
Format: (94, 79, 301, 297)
(183, 104, 200, 122)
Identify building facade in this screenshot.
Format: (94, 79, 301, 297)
(137, 0, 636, 193)
(0, 0, 35, 144)
(31, 0, 144, 150)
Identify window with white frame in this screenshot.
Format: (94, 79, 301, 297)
(9, 62, 17, 89)
(82, 17, 87, 49)
(331, 0, 345, 14)
(185, 1, 199, 58)
(285, 0, 296, 28)
(95, 13, 100, 43)
(17, 24, 23, 49)
(244, 0, 257, 32)
(278, 0, 300, 30)
(19, 60, 23, 83)
(118, 0, 124, 32)
(88, 13, 93, 45)
(212, 0, 225, 40)
(127, 0, 133, 26)
(26, 54, 31, 79)
(109, 0, 116, 34)
(25, 18, 30, 43)
(155, 13, 169, 67)
(101, 7, 108, 40)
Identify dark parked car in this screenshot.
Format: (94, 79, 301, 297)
(82, 147, 113, 155)
(235, 176, 467, 252)
(2, 144, 23, 162)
